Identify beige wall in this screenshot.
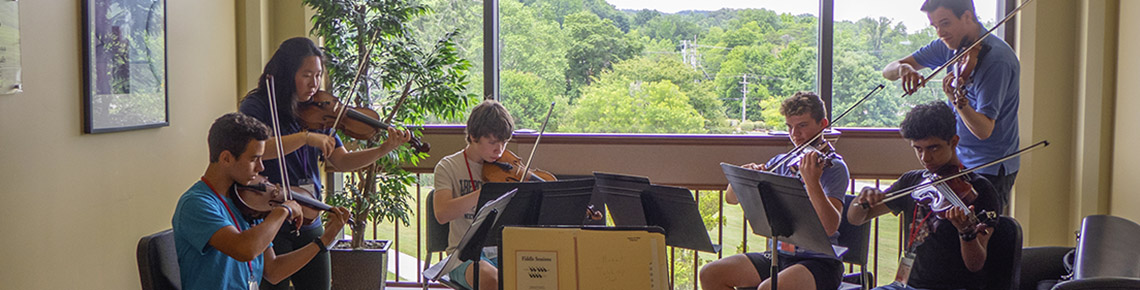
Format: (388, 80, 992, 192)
(0, 1, 238, 289)
(1111, 1, 1140, 223)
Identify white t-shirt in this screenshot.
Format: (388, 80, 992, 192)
(433, 150, 483, 253)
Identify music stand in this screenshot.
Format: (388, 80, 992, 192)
(475, 178, 600, 248)
(720, 162, 840, 290)
(423, 189, 518, 287)
(593, 172, 651, 225)
(596, 172, 720, 253)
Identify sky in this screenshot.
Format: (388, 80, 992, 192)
(604, 0, 999, 33)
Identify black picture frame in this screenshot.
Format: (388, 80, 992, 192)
(82, 0, 168, 133)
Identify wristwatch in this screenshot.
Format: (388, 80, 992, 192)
(314, 238, 328, 253)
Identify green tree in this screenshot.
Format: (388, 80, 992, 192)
(499, 70, 568, 131)
(563, 11, 643, 99)
(564, 80, 704, 133)
(501, 0, 568, 91)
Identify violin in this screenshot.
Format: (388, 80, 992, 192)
(909, 164, 998, 237)
(483, 149, 557, 182)
(232, 176, 336, 226)
(859, 140, 1050, 210)
(483, 102, 559, 183)
(910, 164, 979, 216)
(786, 138, 841, 174)
(298, 90, 430, 153)
(942, 37, 989, 110)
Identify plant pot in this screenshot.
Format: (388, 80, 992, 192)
(330, 239, 391, 290)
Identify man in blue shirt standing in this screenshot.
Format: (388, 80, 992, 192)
(172, 113, 350, 289)
(882, 0, 1020, 214)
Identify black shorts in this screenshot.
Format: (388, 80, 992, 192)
(745, 251, 843, 290)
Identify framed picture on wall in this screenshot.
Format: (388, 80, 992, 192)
(82, 0, 168, 133)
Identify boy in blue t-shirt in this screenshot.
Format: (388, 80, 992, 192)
(172, 113, 350, 289)
(881, 0, 1020, 214)
(700, 92, 849, 290)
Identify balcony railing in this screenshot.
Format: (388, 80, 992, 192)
(346, 173, 908, 289)
(335, 127, 913, 289)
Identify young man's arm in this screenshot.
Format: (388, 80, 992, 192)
(432, 159, 480, 223)
(883, 56, 928, 94)
(724, 163, 766, 205)
(799, 151, 842, 235)
(946, 206, 991, 272)
(208, 203, 300, 262)
(847, 187, 894, 226)
(433, 187, 481, 223)
(262, 207, 351, 283)
(327, 127, 413, 171)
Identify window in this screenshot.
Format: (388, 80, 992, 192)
(832, 0, 999, 128)
(413, 0, 1003, 131)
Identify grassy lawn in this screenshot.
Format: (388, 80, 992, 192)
(346, 179, 907, 287)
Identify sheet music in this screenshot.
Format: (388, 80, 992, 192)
(424, 188, 518, 281)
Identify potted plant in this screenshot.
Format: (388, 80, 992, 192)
(302, 0, 476, 288)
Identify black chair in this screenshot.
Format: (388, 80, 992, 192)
(1052, 215, 1140, 290)
(1019, 246, 1074, 290)
(838, 195, 873, 290)
(137, 229, 181, 290)
(982, 216, 1023, 290)
(423, 190, 471, 290)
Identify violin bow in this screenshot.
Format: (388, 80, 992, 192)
(330, 29, 385, 135)
(900, 0, 1035, 98)
(519, 102, 556, 181)
(265, 75, 304, 234)
(768, 84, 885, 170)
(860, 140, 1050, 209)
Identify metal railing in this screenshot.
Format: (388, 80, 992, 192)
(354, 173, 906, 289)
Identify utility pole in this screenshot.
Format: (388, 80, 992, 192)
(740, 74, 749, 123)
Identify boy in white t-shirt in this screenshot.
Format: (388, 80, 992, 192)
(432, 100, 515, 290)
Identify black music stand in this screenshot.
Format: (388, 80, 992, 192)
(423, 189, 517, 288)
(595, 172, 720, 253)
(720, 162, 842, 290)
(475, 178, 601, 248)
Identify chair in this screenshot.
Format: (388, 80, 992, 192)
(423, 190, 471, 290)
(981, 216, 1023, 290)
(137, 229, 181, 290)
(1018, 246, 1074, 290)
(1052, 215, 1140, 290)
(837, 195, 873, 290)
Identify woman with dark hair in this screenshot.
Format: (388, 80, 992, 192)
(239, 36, 410, 290)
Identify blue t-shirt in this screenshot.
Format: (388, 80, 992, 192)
(239, 93, 343, 229)
(911, 26, 1020, 176)
(172, 181, 266, 290)
(763, 153, 850, 259)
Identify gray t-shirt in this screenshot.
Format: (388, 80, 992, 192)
(764, 153, 850, 259)
(433, 150, 484, 253)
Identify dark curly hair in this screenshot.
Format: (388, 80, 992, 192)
(900, 101, 956, 142)
(209, 113, 270, 162)
(779, 91, 826, 122)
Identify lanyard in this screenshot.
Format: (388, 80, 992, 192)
(201, 177, 255, 280)
(462, 150, 478, 192)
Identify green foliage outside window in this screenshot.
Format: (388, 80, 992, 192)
(411, 0, 953, 132)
